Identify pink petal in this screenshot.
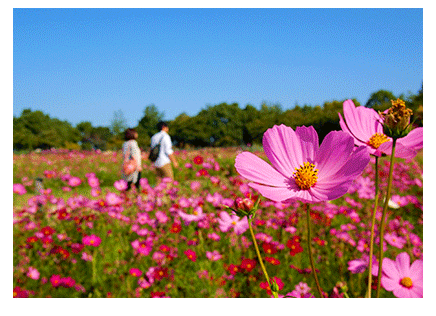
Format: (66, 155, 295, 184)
(393, 287, 414, 298)
(315, 131, 355, 180)
(409, 260, 423, 286)
(382, 275, 400, 291)
(342, 100, 379, 143)
(310, 178, 354, 201)
(295, 126, 319, 162)
(382, 257, 400, 279)
(235, 152, 288, 187)
(395, 252, 411, 278)
(397, 127, 423, 152)
(339, 112, 368, 147)
(248, 183, 296, 202)
(262, 125, 303, 177)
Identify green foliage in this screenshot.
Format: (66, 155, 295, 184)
(13, 87, 423, 151)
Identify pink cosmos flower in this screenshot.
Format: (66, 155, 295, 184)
(384, 232, 407, 249)
(50, 274, 62, 287)
(90, 187, 101, 197)
(27, 267, 40, 280)
(235, 125, 370, 203)
(217, 211, 249, 235)
(88, 177, 100, 188)
(131, 238, 153, 256)
(68, 176, 82, 187)
(114, 179, 128, 191)
(13, 183, 27, 195)
(105, 192, 123, 206)
(178, 206, 206, 224)
(190, 181, 201, 191)
(381, 252, 423, 298)
(82, 234, 102, 247)
(339, 99, 423, 159)
(206, 250, 222, 261)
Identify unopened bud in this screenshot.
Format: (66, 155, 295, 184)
(234, 197, 254, 213)
(270, 280, 280, 293)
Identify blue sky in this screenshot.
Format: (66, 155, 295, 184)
(13, 8, 423, 128)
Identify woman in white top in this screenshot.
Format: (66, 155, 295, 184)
(122, 128, 142, 190)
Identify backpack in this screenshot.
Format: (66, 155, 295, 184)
(149, 136, 163, 162)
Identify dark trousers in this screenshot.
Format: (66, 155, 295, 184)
(127, 171, 141, 190)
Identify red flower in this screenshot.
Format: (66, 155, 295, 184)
(265, 257, 281, 265)
(13, 286, 29, 298)
(57, 208, 70, 220)
(193, 155, 204, 165)
(287, 236, 304, 256)
(227, 264, 240, 275)
(41, 226, 55, 236)
(198, 168, 209, 176)
(26, 236, 38, 244)
(159, 245, 170, 252)
(184, 249, 197, 262)
(262, 242, 277, 255)
(170, 223, 182, 234)
(240, 258, 257, 272)
(153, 267, 169, 281)
(150, 291, 166, 298)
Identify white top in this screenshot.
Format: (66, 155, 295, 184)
(122, 140, 141, 182)
(150, 130, 173, 168)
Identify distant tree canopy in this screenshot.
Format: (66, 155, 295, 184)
(13, 87, 423, 151)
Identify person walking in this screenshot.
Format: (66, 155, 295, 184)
(122, 128, 142, 190)
(150, 121, 178, 181)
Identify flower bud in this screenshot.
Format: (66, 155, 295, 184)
(234, 197, 254, 213)
(270, 280, 280, 293)
(380, 99, 413, 139)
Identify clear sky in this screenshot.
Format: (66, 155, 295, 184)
(13, 8, 423, 128)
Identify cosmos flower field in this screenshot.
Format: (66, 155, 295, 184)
(13, 144, 423, 298)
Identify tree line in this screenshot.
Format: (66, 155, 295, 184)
(13, 87, 423, 152)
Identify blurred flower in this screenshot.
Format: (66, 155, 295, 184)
(190, 181, 201, 191)
(381, 252, 423, 298)
(384, 233, 407, 249)
(114, 179, 128, 191)
(82, 234, 102, 247)
(105, 192, 123, 206)
(206, 250, 222, 261)
(50, 274, 62, 287)
(68, 176, 82, 187)
(88, 176, 100, 188)
(184, 249, 197, 262)
(178, 206, 206, 224)
(217, 211, 249, 235)
(13, 183, 27, 195)
(260, 276, 284, 296)
(265, 257, 281, 265)
(27, 267, 40, 280)
(193, 155, 204, 165)
(129, 268, 143, 277)
(240, 258, 257, 272)
(235, 125, 369, 203)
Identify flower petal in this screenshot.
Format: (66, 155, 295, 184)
(342, 99, 380, 143)
(381, 275, 400, 291)
(395, 252, 411, 278)
(262, 124, 303, 177)
(382, 257, 400, 279)
(315, 131, 355, 180)
(295, 126, 319, 162)
(235, 152, 288, 187)
(409, 260, 423, 286)
(248, 183, 296, 202)
(399, 127, 423, 152)
(339, 112, 368, 147)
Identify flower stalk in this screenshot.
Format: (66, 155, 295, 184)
(305, 203, 323, 298)
(366, 156, 379, 298)
(376, 139, 397, 297)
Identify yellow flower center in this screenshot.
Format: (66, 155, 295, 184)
(193, 210, 198, 215)
(231, 221, 236, 225)
(368, 133, 389, 149)
(293, 162, 318, 190)
(400, 277, 413, 289)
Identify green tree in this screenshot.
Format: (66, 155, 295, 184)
(138, 104, 165, 138)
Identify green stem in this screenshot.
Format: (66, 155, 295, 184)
(92, 248, 97, 286)
(366, 156, 379, 298)
(376, 139, 397, 298)
(248, 218, 278, 298)
(305, 203, 323, 298)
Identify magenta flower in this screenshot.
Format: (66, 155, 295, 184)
(384, 232, 407, 249)
(217, 211, 249, 235)
(13, 183, 27, 195)
(235, 125, 370, 203)
(88, 176, 100, 188)
(206, 250, 222, 261)
(339, 99, 423, 159)
(381, 252, 423, 298)
(184, 249, 197, 262)
(82, 234, 102, 247)
(27, 267, 40, 280)
(105, 192, 123, 206)
(129, 268, 143, 277)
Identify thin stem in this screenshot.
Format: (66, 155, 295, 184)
(305, 203, 323, 298)
(366, 156, 379, 298)
(376, 139, 397, 298)
(248, 219, 278, 298)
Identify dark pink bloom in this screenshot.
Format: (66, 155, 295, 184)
(129, 268, 143, 277)
(88, 176, 100, 188)
(114, 179, 128, 191)
(68, 176, 82, 187)
(13, 183, 27, 195)
(50, 274, 62, 287)
(184, 249, 197, 262)
(82, 234, 102, 247)
(235, 125, 370, 203)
